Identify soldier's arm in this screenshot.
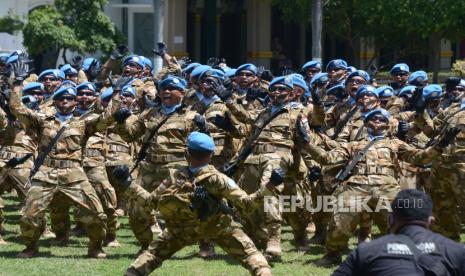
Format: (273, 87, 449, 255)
(9, 84, 42, 131)
(84, 92, 122, 136)
(207, 173, 260, 210)
(124, 183, 159, 209)
(153, 54, 181, 81)
(307, 103, 325, 128)
(335, 124, 351, 147)
(0, 108, 8, 129)
(115, 112, 146, 143)
(396, 139, 441, 165)
(225, 99, 254, 126)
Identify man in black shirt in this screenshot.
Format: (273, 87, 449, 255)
(333, 189, 465, 276)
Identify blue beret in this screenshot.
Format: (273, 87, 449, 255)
(82, 58, 100, 71)
(346, 66, 357, 73)
(355, 85, 378, 100)
(101, 87, 113, 102)
(225, 68, 237, 78)
(123, 55, 145, 68)
(0, 53, 9, 63)
(60, 64, 78, 76)
(290, 74, 309, 93)
(76, 82, 96, 93)
(269, 75, 294, 90)
(191, 65, 212, 81)
(23, 82, 44, 94)
(187, 131, 215, 152)
(310, 72, 329, 86)
(363, 108, 391, 122)
(182, 62, 201, 75)
(390, 63, 410, 75)
(141, 56, 153, 69)
(200, 68, 225, 80)
(236, 63, 257, 75)
(121, 85, 136, 97)
(376, 86, 394, 98)
(326, 84, 345, 96)
(53, 86, 77, 100)
(422, 84, 443, 100)
(302, 60, 321, 71)
(326, 59, 347, 71)
(408, 71, 428, 86)
(458, 79, 465, 87)
(398, 85, 416, 98)
(346, 70, 370, 84)
(6, 55, 18, 64)
(159, 75, 187, 91)
(38, 69, 65, 81)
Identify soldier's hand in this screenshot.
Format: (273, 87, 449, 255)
(246, 87, 260, 102)
(223, 77, 233, 90)
(194, 114, 209, 134)
(152, 42, 167, 57)
(308, 166, 322, 182)
(211, 78, 231, 101)
(397, 121, 409, 139)
(207, 57, 220, 68)
(270, 168, 286, 186)
(112, 165, 133, 190)
(412, 88, 426, 114)
(260, 69, 274, 82)
(110, 45, 129, 60)
(445, 77, 461, 92)
(213, 113, 233, 131)
(437, 127, 461, 148)
(88, 60, 100, 80)
(178, 56, 191, 69)
(311, 89, 321, 106)
(11, 58, 31, 84)
(113, 76, 134, 90)
(114, 108, 132, 124)
(71, 55, 83, 70)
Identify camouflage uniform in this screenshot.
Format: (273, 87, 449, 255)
(414, 103, 465, 240)
(116, 105, 198, 249)
(123, 165, 271, 276)
(235, 103, 312, 258)
(9, 87, 119, 254)
(306, 136, 441, 253)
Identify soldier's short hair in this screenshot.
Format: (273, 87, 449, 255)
(391, 189, 433, 222)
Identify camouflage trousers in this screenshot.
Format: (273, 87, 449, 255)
(129, 219, 271, 276)
(429, 161, 465, 241)
(81, 166, 118, 238)
(20, 179, 107, 250)
(237, 152, 291, 247)
(106, 165, 133, 212)
(129, 161, 186, 249)
(0, 166, 30, 231)
(325, 183, 399, 252)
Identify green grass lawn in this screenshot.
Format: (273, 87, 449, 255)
(1, 194, 464, 276)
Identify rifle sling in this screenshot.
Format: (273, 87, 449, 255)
(336, 137, 384, 181)
(332, 106, 358, 140)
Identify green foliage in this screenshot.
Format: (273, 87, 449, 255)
(271, 0, 312, 23)
(22, 0, 125, 56)
(0, 14, 24, 35)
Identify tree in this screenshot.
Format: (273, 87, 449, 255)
(21, 0, 125, 67)
(0, 14, 24, 35)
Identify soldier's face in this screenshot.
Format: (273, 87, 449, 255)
(160, 86, 184, 107)
(305, 68, 321, 82)
(346, 77, 366, 98)
(144, 67, 152, 77)
(451, 85, 465, 101)
(120, 92, 136, 109)
(292, 86, 305, 102)
(269, 84, 291, 106)
(392, 72, 409, 84)
(41, 75, 61, 93)
(328, 68, 346, 82)
(26, 89, 45, 104)
(236, 70, 257, 89)
(123, 62, 143, 77)
(366, 115, 389, 135)
(66, 75, 78, 83)
(54, 95, 76, 114)
(76, 89, 96, 110)
(357, 94, 380, 111)
(199, 76, 216, 98)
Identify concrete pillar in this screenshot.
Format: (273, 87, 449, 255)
(163, 0, 187, 59)
(246, 0, 271, 67)
(440, 39, 452, 70)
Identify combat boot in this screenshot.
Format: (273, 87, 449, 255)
(50, 233, 70, 246)
(264, 226, 282, 261)
(104, 233, 121, 248)
(292, 232, 309, 251)
(87, 247, 107, 259)
(255, 267, 272, 276)
(41, 226, 56, 239)
(306, 221, 316, 233)
(314, 251, 341, 266)
(198, 240, 215, 258)
(70, 222, 87, 237)
(309, 224, 327, 245)
(125, 267, 142, 276)
(357, 227, 372, 244)
(0, 234, 7, 245)
(17, 245, 39, 258)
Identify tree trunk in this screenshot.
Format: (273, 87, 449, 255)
(429, 33, 441, 83)
(153, 0, 165, 74)
(311, 0, 323, 62)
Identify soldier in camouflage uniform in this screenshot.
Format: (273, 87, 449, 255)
(414, 95, 465, 241)
(304, 108, 450, 265)
(115, 131, 272, 276)
(114, 75, 203, 251)
(9, 71, 120, 258)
